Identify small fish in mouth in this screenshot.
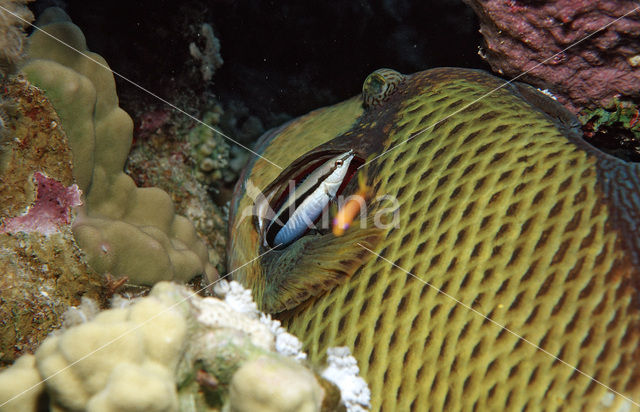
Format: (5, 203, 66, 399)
(332, 172, 372, 237)
(256, 150, 361, 249)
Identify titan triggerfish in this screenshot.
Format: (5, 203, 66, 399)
(228, 67, 640, 411)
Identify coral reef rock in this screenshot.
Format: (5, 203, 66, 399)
(0, 281, 361, 412)
(21, 8, 216, 285)
(0, 76, 106, 366)
(464, 0, 640, 113)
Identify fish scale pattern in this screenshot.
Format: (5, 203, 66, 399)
(281, 77, 640, 411)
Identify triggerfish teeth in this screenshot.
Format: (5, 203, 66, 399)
(265, 150, 355, 248)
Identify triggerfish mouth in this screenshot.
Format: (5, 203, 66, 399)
(256, 150, 357, 249)
(228, 67, 640, 411)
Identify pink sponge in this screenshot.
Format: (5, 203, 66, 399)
(1, 172, 82, 235)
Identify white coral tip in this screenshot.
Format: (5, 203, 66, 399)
(322, 346, 371, 412)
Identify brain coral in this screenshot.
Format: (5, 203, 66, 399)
(21, 8, 216, 285)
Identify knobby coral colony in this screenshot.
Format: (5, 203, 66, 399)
(0, 281, 363, 412)
(21, 9, 216, 285)
(229, 68, 640, 410)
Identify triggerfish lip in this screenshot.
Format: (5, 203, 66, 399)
(228, 120, 295, 241)
(255, 150, 363, 249)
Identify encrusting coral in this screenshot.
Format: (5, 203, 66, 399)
(21, 8, 216, 285)
(0, 172, 82, 235)
(0, 280, 369, 412)
(464, 0, 640, 113)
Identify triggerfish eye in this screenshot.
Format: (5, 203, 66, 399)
(260, 150, 359, 248)
(362, 68, 405, 108)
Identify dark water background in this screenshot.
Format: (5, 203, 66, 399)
(34, 0, 487, 125)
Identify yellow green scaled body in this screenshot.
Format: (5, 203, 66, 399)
(228, 68, 640, 411)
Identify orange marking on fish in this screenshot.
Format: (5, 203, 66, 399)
(333, 173, 371, 236)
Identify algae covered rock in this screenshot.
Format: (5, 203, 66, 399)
(0, 76, 106, 366)
(21, 8, 216, 285)
(0, 281, 352, 412)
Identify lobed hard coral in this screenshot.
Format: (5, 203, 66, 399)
(21, 8, 216, 285)
(218, 100, 268, 146)
(464, 0, 640, 113)
(125, 122, 227, 272)
(0, 281, 360, 412)
(125, 111, 228, 273)
(0, 0, 33, 78)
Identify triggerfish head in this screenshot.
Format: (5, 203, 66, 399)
(228, 67, 640, 411)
